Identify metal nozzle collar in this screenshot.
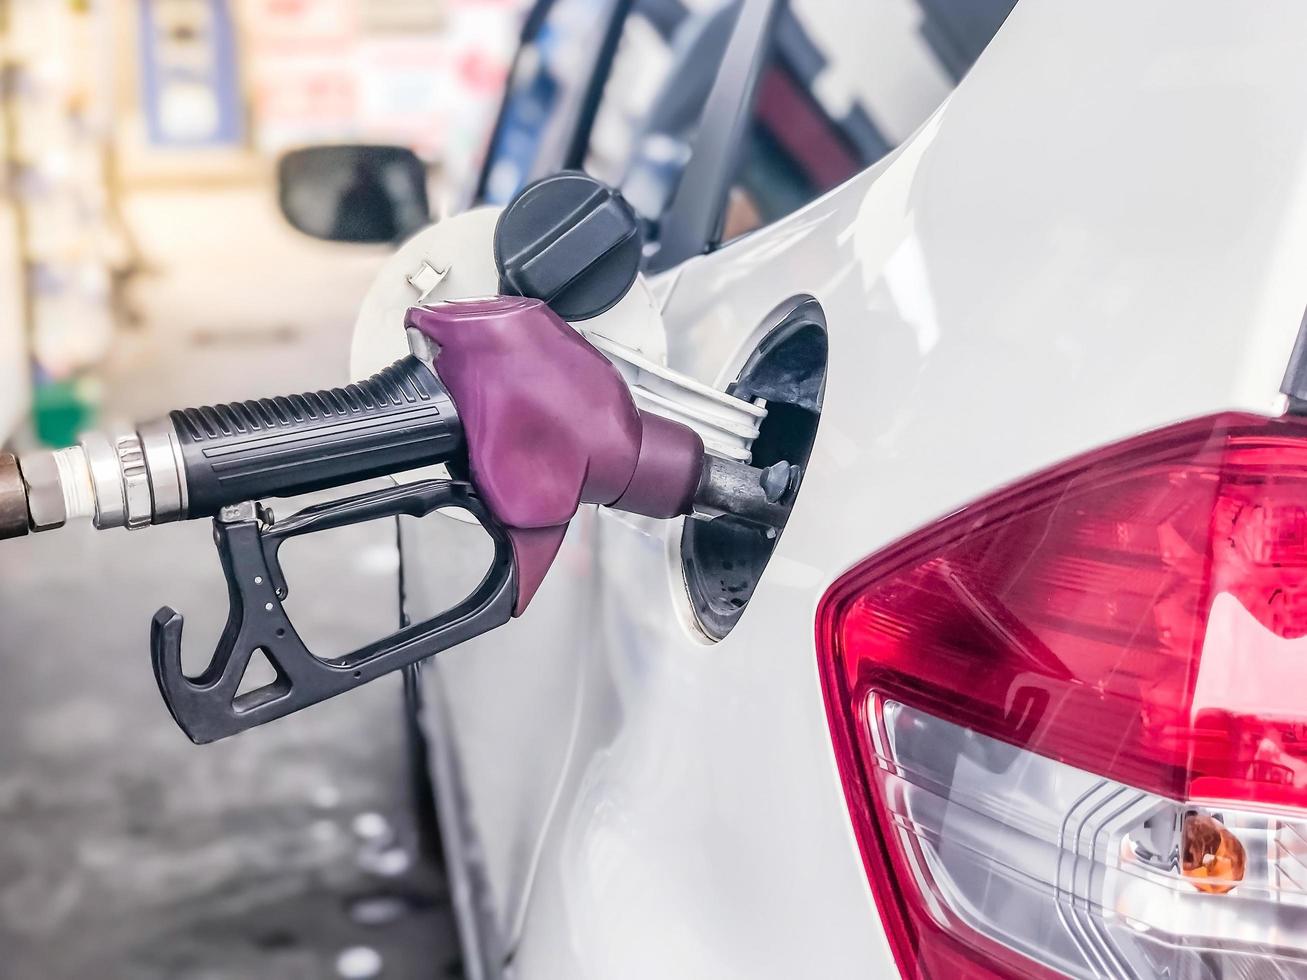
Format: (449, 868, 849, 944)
(79, 424, 186, 530)
(17, 419, 188, 533)
(80, 433, 127, 529)
(138, 417, 186, 523)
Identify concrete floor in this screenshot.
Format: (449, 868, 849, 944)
(0, 187, 463, 979)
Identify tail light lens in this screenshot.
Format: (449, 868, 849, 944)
(817, 413, 1307, 979)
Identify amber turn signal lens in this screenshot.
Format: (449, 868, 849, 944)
(1182, 813, 1247, 894)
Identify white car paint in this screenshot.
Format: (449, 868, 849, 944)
(391, 1, 1307, 976)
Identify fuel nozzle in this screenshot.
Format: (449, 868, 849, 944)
(0, 169, 804, 744)
(0, 296, 799, 744)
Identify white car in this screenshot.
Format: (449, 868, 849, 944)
(370, 0, 1307, 977)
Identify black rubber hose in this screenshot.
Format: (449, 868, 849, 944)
(171, 356, 462, 519)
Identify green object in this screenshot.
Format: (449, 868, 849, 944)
(33, 378, 96, 449)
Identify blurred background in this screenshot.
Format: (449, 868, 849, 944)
(0, 0, 519, 449)
(0, 1, 521, 977)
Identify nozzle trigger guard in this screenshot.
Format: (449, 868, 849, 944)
(150, 480, 515, 744)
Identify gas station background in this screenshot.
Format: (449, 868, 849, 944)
(0, 0, 524, 449)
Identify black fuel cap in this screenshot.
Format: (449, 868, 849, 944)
(493, 171, 644, 321)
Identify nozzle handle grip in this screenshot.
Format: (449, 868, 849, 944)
(170, 356, 462, 519)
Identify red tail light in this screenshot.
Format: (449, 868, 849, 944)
(817, 413, 1307, 979)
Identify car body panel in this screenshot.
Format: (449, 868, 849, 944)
(401, 1, 1307, 976)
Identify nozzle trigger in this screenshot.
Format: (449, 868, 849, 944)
(150, 480, 516, 744)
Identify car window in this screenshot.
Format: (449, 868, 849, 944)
(722, 0, 1017, 239)
(577, 0, 1015, 250)
(582, 0, 743, 239)
(480, 0, 622, 205)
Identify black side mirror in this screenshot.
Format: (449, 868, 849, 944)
(276, 145, 430, 244)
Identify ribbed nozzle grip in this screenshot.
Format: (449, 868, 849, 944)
(172, 357, 462, 518)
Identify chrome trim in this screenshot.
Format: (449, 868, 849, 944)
(79, 432, 126, 530)
(115, 434, 152, 530)
(18, 450, 67, 531)
(138, 417, 186, 522)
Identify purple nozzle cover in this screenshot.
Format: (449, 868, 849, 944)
(406, 298, 703, 614)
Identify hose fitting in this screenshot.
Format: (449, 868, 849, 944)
(0, 454, 28, 540)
